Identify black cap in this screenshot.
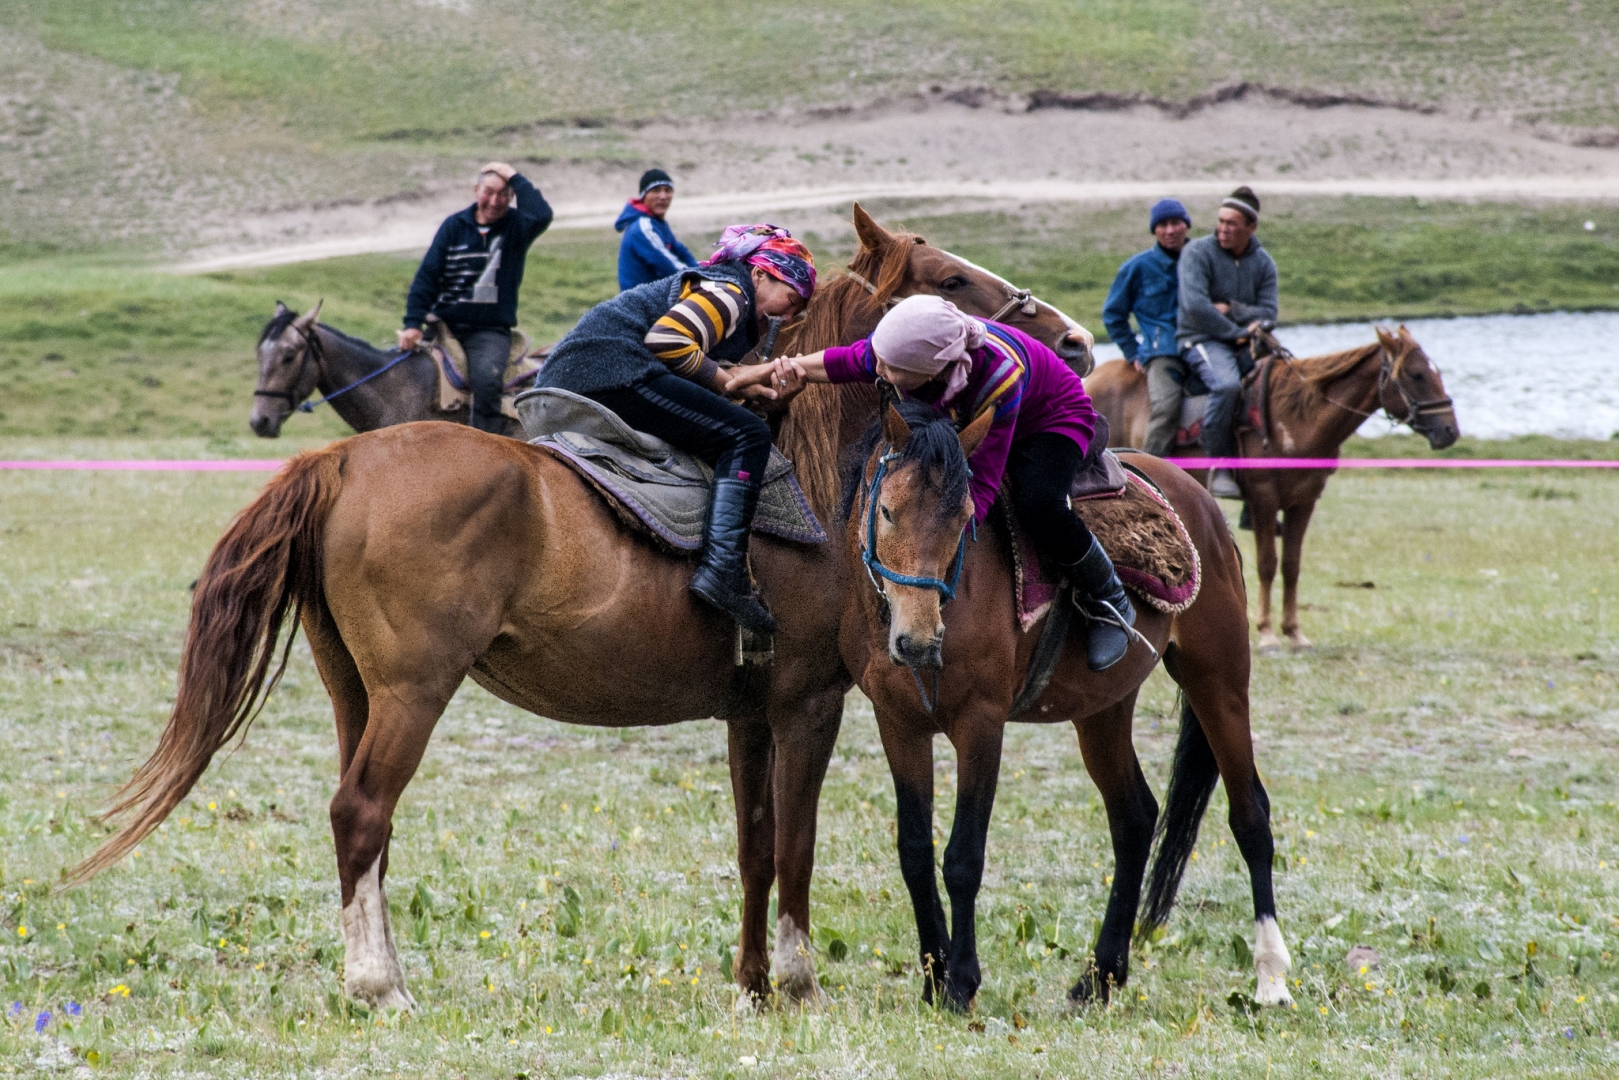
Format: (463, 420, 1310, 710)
(638, 168, 674, 198)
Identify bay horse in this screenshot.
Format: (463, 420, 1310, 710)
(249, 301, 526, 440)
(839, 400, 1289, 1011)
(1086, 326, 1459, 650)
(70, 207, 1090, 1010)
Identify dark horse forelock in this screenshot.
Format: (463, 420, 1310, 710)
(259, 306, 299, 345)
(838, 399, 970, 526)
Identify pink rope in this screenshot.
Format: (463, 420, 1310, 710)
(1166, 457, 1619, 470)
(2, 457, 1617, 473)
(0, 460, 285, 471)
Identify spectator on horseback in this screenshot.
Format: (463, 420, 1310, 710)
(531, 224, 815, 634)
(1177, 185, 1277, 498)
(616, 168, 698, 291)
(399, 161, 554, 433)
(740, 295, 1141, 672)
(1102, 198, 1191, 457)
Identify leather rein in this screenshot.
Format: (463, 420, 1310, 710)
(1308, 338, 1455, 428)
(859, 444, 974, 715)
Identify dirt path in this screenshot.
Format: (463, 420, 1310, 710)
(177, 95, 1619, 273)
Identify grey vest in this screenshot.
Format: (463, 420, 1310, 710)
(534, 262, 759, 395)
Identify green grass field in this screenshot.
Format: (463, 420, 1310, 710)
(4, 198, 1618, 439)
(1, 449, 1616, 1076)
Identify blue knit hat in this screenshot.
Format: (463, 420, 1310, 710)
(1149, 198, 1190, 233)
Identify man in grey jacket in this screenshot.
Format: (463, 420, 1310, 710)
(1177, 185, 1278, 498)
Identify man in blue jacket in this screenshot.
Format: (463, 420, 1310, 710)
(1101, 199, 1191, 455)
(615, 169, 698, 291)
(399, 161, 554, 432)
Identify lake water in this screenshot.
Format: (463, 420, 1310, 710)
(1092, 310, 1619, 440)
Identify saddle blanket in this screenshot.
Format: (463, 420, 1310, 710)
(429, 319, 547, 420)
(1006, 454, 1202, 630)
(514, 387, 827, 552)
(1173, 365, 1268, 450)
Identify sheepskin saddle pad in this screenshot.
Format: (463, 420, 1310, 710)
(514, 387, 826, 552)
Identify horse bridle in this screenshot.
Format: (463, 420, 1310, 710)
(859, 445, 974, 714)
(844, 269, 1041, 322)
(252, 325, 325, 408)
(1315, 341, 1454, 430)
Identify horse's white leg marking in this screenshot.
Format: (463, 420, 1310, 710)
(773, 914, 819, 1001)
(1252, 916, 1293, 1006)
(342, 856, 415, 1010)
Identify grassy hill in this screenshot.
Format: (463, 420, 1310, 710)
(0, 1, 1614, 253)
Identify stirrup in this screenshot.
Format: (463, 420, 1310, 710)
(1074, 595, 1159, 662)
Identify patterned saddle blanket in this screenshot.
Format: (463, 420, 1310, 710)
(513, 388, 826, 552)
(1006, 436, 1202, 630)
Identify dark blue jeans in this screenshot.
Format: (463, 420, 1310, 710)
(1183, 340, 1243, 458)
(452, 326, 511, 433)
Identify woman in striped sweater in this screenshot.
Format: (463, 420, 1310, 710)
(532, 224, 815, 634)
(731, 295, 1137, 671)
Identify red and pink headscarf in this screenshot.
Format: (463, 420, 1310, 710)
(701, 224, 817, 300)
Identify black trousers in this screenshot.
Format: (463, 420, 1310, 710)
(587, 371, 772, 490)
(451, 325, 511, 434)
(1006, 432, 1096, 567)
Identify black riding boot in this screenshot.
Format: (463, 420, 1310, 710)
(1060, 536, 1137, 672)
(690, 477, 777, 635)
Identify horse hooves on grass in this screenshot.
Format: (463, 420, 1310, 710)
(1255, 633, 1284, 655)
(1287, 635, 1314, 651)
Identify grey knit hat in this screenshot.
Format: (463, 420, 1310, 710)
(1221, 185, 1260, 223)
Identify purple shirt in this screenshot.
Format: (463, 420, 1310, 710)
(823, 321, 1097, 522)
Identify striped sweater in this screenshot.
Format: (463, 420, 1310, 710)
(822, 321, 1097, 522)
(533, 262, 760, 396)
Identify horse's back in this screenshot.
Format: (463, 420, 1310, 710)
(1084, 360, 1149, 449)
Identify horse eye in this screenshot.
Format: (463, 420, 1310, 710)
(940, 276, 967, 291)
(880, 505, 894, 524)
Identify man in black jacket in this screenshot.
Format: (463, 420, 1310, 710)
(399, 161, 554, 432)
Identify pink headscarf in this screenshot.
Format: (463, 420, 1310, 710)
(870, 295, 987, 405)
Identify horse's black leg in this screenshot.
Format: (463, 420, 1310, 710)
(1069, 694, 1158, 1005)
(937, 714, 1005, 1011)
(882, 725, 950, 1002)
(1228, 769, 1293, 1004)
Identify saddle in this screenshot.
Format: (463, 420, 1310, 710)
(426, 316, 548, 419)
(1004, 416, 1202, 631)
(513, 387, 826, 552)
(1171, 349, 1277, 450)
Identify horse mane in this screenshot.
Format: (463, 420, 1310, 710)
(838, 399, 971, 526)
(779, 230, 927, 521)
(1270, 342, 1381, 415)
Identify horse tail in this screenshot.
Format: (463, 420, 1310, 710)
(66, 448, 345, 885)
(1138, 688, 1222, 934)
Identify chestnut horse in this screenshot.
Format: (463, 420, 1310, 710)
(1086, 326, 1459, 650)
(839, 398, 1289, 1011)
(69, 207, 1089, 1009)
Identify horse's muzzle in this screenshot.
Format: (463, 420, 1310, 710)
(1419, 414, 1460, 450)
(1056, 332, 1094, 377)
(890, 632, 943, 671)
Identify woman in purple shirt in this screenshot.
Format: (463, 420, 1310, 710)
(733, 295, 1137, 671)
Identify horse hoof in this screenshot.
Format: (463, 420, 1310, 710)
(1066, 969, 1111, 1008)
(1255, 633, 1284, 655)
(1287, 634, 1314, 651)
(1254, 976, 1293, 1007)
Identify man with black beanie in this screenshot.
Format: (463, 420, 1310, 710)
(615, 168, 698, 290)
(1176, 185, 1278, 498)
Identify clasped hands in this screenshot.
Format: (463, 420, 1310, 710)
(718, 357, 808, 403)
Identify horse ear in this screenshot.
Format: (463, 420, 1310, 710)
(274, 300, 288, 317)
(1374, 324, 1396, 347)
(293, 299, 324, 331)
(882, 403, 912, 451)
(852, 203, 893, 253)
(957, 407, 995, 458)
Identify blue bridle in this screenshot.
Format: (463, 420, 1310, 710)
(861, 449, 972, 604)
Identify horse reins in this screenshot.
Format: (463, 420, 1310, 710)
(859, 446, 974, 715)
(1310, 343, 1454, 429)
